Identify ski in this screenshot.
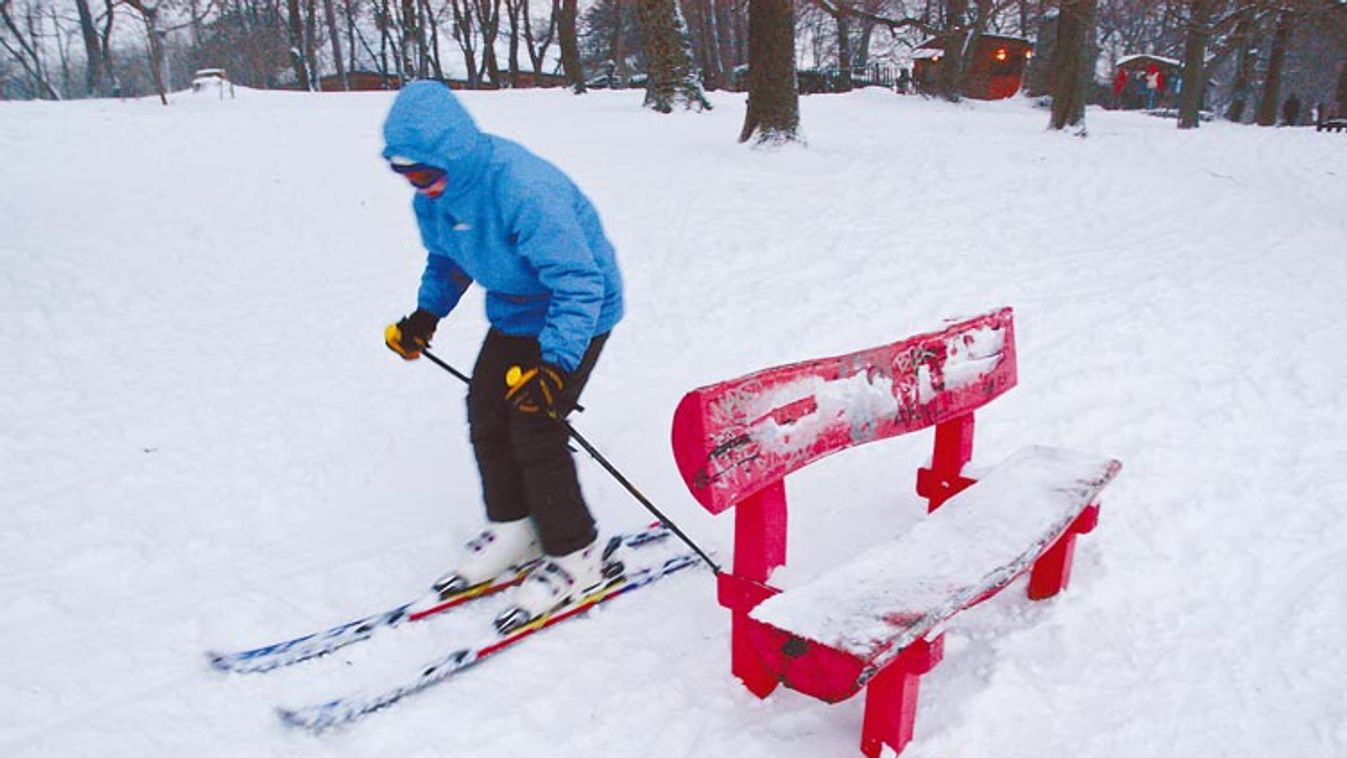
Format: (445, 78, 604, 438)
(206, 524, 674, 674)
(276, 548, 701, 731)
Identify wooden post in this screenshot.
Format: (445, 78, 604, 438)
(859, 635, 945, 758)
(727, 480, 788, 696)
(1029, 504, 1099, 599)
(916, 414, 977, 512)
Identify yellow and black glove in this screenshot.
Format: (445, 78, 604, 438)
(505, 363, 567, 418)
(384, 309, 439, 360)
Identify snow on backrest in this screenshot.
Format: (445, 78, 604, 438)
(671, 308, 1017, 515)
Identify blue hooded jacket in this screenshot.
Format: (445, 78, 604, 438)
(382, 82, 623, 373)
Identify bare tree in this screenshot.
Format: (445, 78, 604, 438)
(1177, 0, 1216, 128)
(305, 0, 320, 86)
(505, 0, 522, 85)
(321, 0, 347, 90)
(637, 0, 712, 110)
(400, 0, 417, 78)
(1255, 4, 1296, 124)
(683, 0, 725, 88)
(474, 0, 502, 85)
(1224, 3, 1260, 121)
(73, 0, 111, 95)
(450, 0, 479, 85)
(739, 0, 800, 144)
(121, 0, 173, 103)
(558, 0, 585, 91)
(1050, 0, 1097, 130)
(284, 0, 311, 88)
(521, 0, 557, 81)
(0, 0, 61, 98)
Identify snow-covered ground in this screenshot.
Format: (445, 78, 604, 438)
(2, 85, 1345, 758)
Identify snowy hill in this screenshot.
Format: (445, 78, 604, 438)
(2, 86, 1345, 757)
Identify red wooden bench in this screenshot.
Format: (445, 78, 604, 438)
(669, 307, 1122, 757)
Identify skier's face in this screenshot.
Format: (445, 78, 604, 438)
(413, 174, 448, 199)
(390, 161, 448, 198)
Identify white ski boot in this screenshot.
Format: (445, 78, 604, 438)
(493, 540, 607, 634)
(432, 518, 543, 595)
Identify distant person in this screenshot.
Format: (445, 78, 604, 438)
(1145, 64, 1162, 110)
(1282, 93, 1301, 126)
(381, 81, 624, 631)
(1112, 68, 1128, 108)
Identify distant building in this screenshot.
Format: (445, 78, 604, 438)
(317, 71, 401, 91)
(911, 34, 1034, 100)
(1113, 54, 1181, 110)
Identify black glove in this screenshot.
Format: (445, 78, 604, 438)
(384, 309, 439, 360)
(505, 363, 567, 418)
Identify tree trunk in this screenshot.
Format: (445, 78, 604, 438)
(379, 0, 391, 82)
(323, 0, 348, 90)
(939, 0, 967, 101)
(523, 0, 557, 82)
(1225, 6, 1256, 122)
(696, 0, 725, 90)
(506, 0, 521, 87)
(344, 0, 358, 74)
(558, 0, 585, 92)
(423, 0, 444, 79)
(738, 0, 799, 145)
(476, 0, 501, 87)
(123, 0, 170, 104)
(287, 0, 311, 88)
(401, 0, 418, 79)
(306, 0, 320, 89)
(1049, 0, 1093, 131)
(73, 0, 107, 96)
(854, 18, 874, 69)
(836, 8, 852, 92)
(452, 0, 479, 87)
(100, 0, 119, 96)
(1177, 0, 1212, 129)
(1255, 7, 1294, 127)
(637, 0, 712, 111)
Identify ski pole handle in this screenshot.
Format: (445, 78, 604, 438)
(422, 349, 583, 414)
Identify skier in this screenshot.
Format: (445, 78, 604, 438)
(380, 81, 624, 628)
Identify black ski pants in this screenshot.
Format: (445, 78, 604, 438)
(467, 329, 609, 557)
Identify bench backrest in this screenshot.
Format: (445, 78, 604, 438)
(671, 308, 1018, 515)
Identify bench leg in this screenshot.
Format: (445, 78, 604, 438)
(731, 613, 780, 698)
(726, 482, 788, 698)
(859, 636, 945, 758)
(1029, 504, 1099, 600)
(916, 414, 977, 512)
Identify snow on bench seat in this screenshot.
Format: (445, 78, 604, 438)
(750, 445, 1121, 675)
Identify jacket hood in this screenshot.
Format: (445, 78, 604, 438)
(382, 82, 489, 196)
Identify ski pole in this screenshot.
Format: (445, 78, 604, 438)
(422, 349, 584, 414)
(420, 348, 721, 575)
(559, 419, 721, 574)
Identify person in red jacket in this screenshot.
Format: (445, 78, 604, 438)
(1112, 68, 1129, 109)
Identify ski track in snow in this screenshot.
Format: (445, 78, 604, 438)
(2, 87, 1346, 757)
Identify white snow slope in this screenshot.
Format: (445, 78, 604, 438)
(2, 87, 1345, 758)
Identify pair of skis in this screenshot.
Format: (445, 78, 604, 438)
(207, 524, 700, 730)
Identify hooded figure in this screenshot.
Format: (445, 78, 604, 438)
(381, 81, 623, 632)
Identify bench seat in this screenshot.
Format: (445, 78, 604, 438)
(747, 445, 1121, 701)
